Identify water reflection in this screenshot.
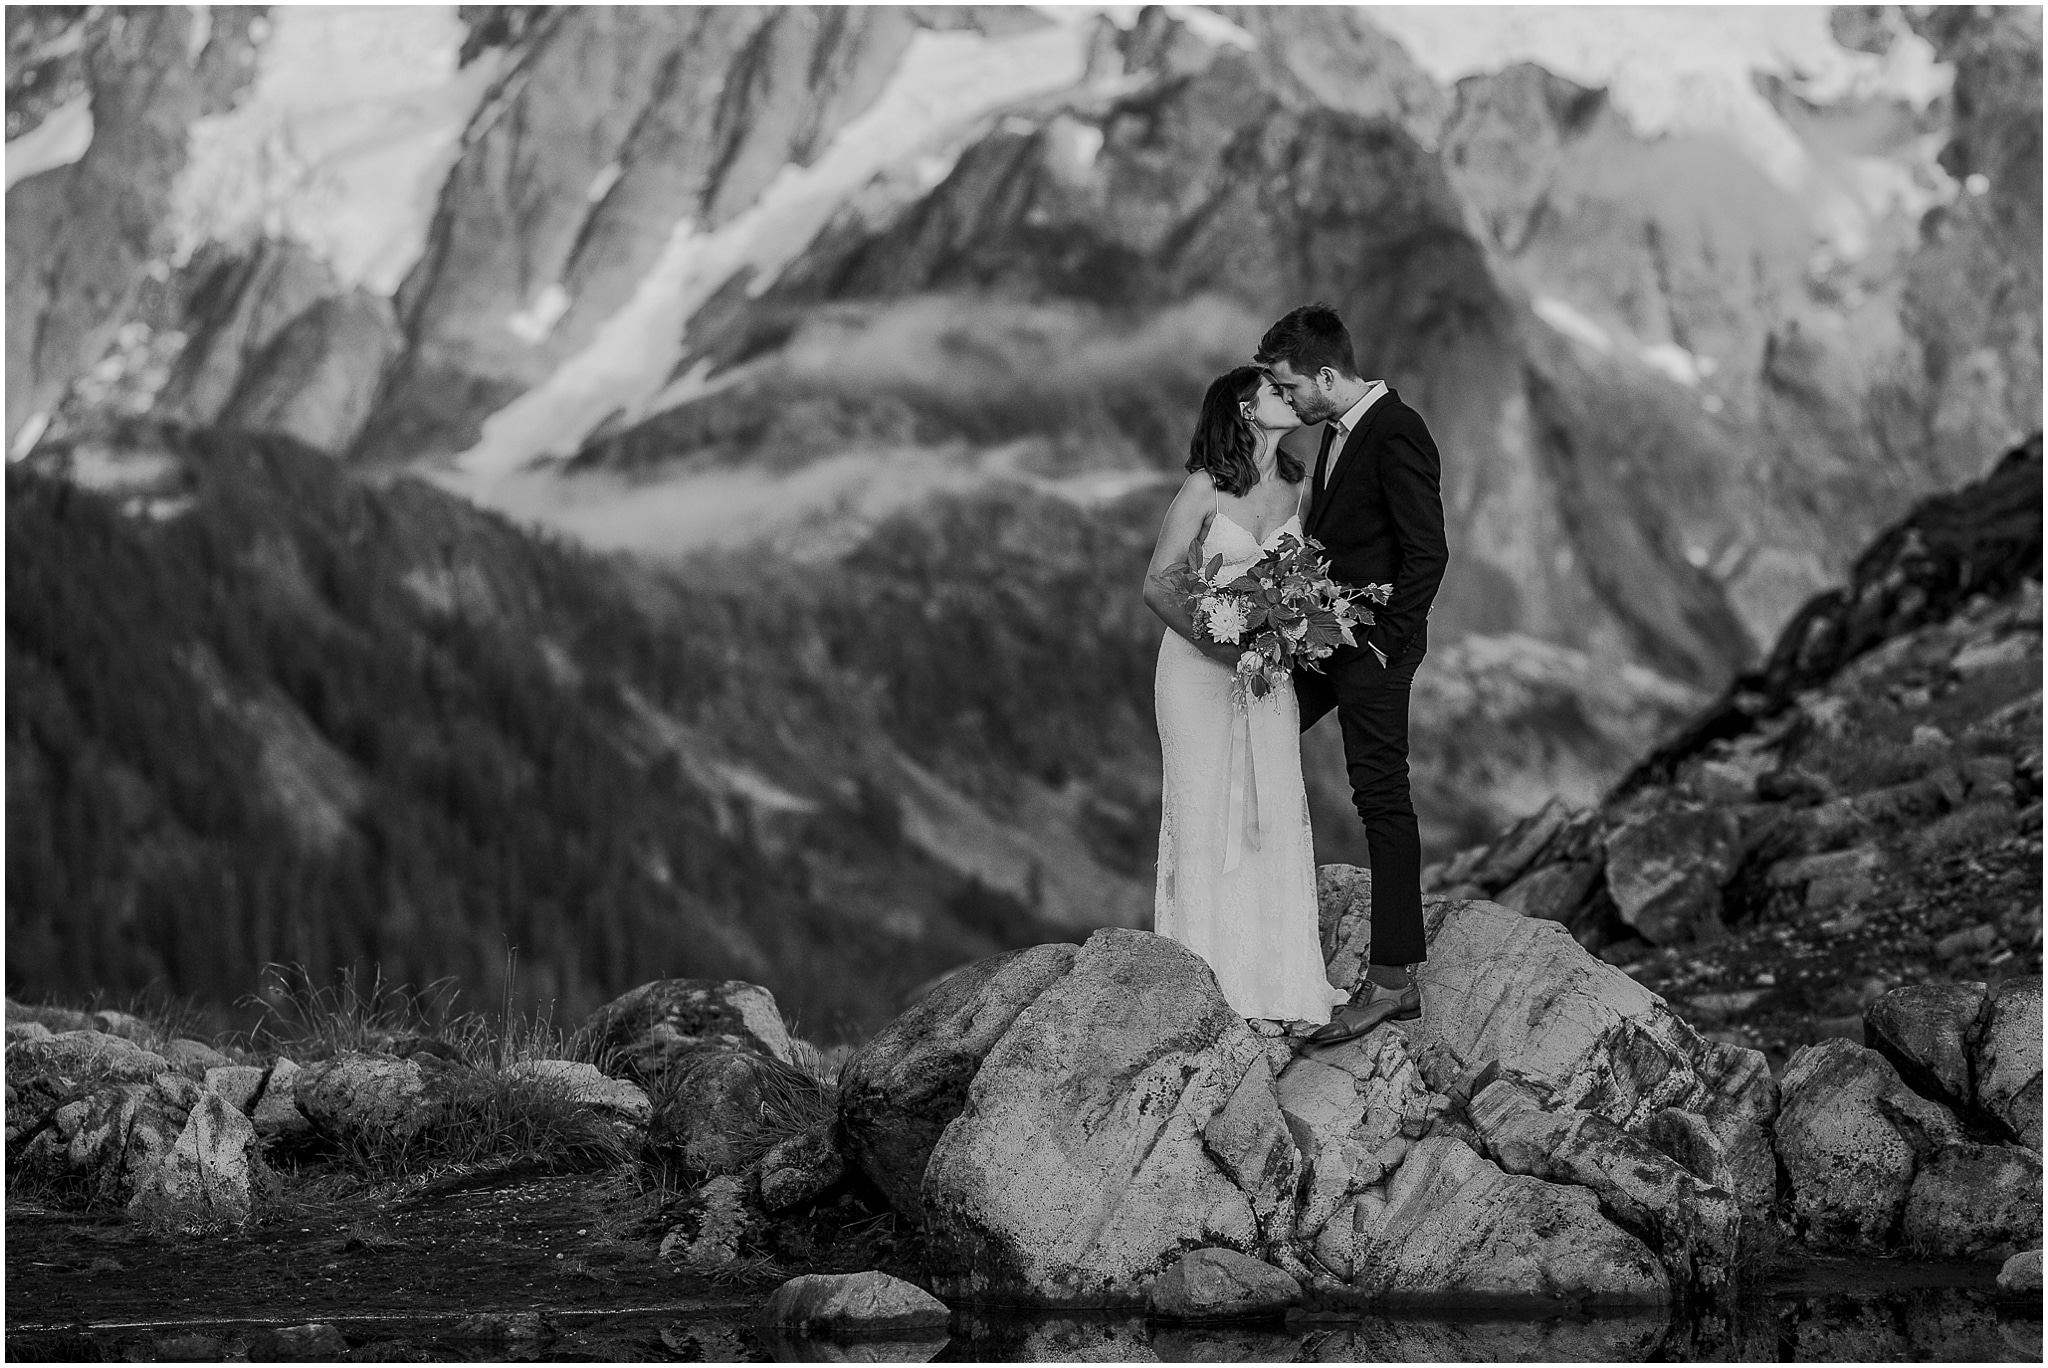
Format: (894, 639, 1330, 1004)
(6, 1283, 2036, 1361)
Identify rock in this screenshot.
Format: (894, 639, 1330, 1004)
(293, 1052, 436, 1142)
(1998, 1248, 2042, 1294)
(1953, 633, 2034, 674)
(5, 1000, 96, 1032)
(659, 1173, 760, 1271)
(160, 1038, 233, 1076)
(1385, 894, 1779, 1221)
(219, 290, 404, 452)
(1276, 1032, 1436, 1252)
(762, 1271, 952, 1332)
(1864, 982, 1986, 1111)
(8, 1030, 172, 1091)
(1901, 1143, 2043, 1261)
(1777, 1039, 1962, 1253)
(576, 978, 796, 1083)
(152, 1332, 228, 1360)
(1204, 1056, 1301, 1237)
(126, 1091, 257, 1231)
(1639, 1107, 1738, 1192)
(1758, 767, 1833, 804)
(1493, 860, 1601, 925)
(1971, 976, 2042, 1150)
(1767, 844, 1884, 890)
(1936, 924, 2000, 960)
(1146, 1248, 1301, 1320)
(1332, 1135, 1669, 1306)
(505, 1058, 651, 1125)
(450, 1311, 549, 1342)
(1469, 797, 1575, 891)
(648, 1048, 783, 1174)
(203, 1065, 268, 1114)
(7, 1031, 176, 1139)
(1601, 801, 1742, 944)
(1691, 758, 1760, 804)
(251, 1057, 312, 1140)
(920, 929, 1284, 1304)
(92, 1010, 158, 1043)
(758, 1120, 847, 1213)
(1316, 865, 1379, 990)
(1467, 1076, 1740, 1290)
(246, 1324, 351, 1360)
(837, 944, 1078, 1221)
(26, 1073, 202, 1210)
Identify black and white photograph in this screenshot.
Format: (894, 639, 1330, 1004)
(3, 2, 2041, 1360)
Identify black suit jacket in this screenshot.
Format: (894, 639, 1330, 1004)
(1305, 387, 1448, 666)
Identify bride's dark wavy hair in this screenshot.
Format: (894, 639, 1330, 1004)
(1187, 366, 1303, 496)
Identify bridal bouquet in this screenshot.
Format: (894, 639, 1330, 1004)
(1167, 532, 1392, 701)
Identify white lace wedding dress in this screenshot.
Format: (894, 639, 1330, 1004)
(1154, 505, 1349, 1022)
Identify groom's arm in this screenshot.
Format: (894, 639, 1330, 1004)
(1364, 423, 1448, 664)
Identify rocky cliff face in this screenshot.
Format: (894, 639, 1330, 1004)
(1422, 434, 2042, 1063)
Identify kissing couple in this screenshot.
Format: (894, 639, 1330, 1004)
(1143, 303, 1449, 1048)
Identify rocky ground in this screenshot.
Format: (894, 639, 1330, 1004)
(1419, 435, 2043, 1065)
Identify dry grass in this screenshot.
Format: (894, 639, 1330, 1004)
(1908, 801, 2019, 864)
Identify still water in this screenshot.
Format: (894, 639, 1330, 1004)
(8, 1279, 2037, 1361)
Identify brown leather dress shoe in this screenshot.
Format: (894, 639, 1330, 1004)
(1300, 979, 1422, 1049)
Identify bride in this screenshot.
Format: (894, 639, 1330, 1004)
(1143, 366, 1348, 1024)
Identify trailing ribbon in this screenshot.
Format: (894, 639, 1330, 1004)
(1221, 685, 1262, 872)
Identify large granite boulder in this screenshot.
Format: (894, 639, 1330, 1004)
(576, 979, 796, 1083)
(916, 926, 1669, 1309)
(762, 1271, 951, 1332)
(1777, 1040, 1962, 1253)
(1468, 1074, 1740, 1291)
(1328, 1135, 1669, 1306)
(1366, 892, 1778, 1219)
(1900, 1142, 2044, 1261)
(1972, 976, 2042, 1151)
(837, 944, 1078, 1221)
(1865, 982, 1987, 1112)
(919, 930, 1282, 1304)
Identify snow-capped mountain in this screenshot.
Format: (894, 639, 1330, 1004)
(5, 5, 2039, 1022)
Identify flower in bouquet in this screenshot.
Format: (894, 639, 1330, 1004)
(1166, 529, 1393, 706)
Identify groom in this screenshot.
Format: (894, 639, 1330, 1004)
(1256, 304, 1448, 1046)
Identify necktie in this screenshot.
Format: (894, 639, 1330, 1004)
(1319, 421, 1343, 488)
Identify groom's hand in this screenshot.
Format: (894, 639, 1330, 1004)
(1202, 641, 1244, 669)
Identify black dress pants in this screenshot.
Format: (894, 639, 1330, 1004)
(1295, 638, 1427, 967)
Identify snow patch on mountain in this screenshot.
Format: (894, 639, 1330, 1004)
(1370, 5, 1951, 190)
(4, 93, 93, 188)
(166, 6, 502, 294)
(454, 23, 1095, 479)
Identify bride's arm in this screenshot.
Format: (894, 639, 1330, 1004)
(1144, 474, 1240, 666)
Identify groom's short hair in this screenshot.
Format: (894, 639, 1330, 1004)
(1255, 304, 1359, 380)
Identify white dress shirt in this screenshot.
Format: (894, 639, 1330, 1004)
(1321, 381, 1387, 485)
(1323, 381, 1390, 664)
